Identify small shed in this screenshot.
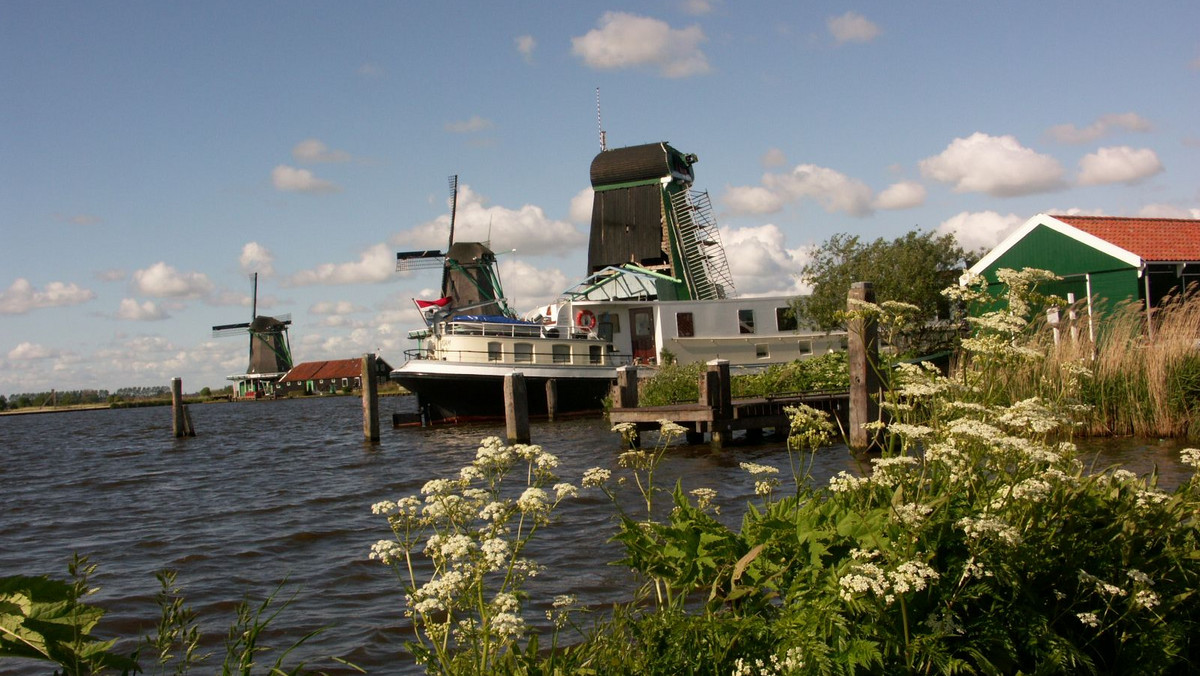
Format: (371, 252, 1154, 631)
(277, 356, 393, 396)
(969, 213, 1200, 321)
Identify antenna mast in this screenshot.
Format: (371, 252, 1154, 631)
(596, 87, 607, 151)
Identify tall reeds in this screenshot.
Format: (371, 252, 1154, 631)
(966, 290, 1200, 439)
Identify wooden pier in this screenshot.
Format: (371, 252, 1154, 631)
(608, 361, 849, 447)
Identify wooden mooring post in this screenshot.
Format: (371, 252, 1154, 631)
(362, 353, 380, 443)
(701, 359, 732, 447)
(171, 377, 195, 438)
(504, 372, 530, 444)
(848, 282, 882, 450)
(545, 379, 558, 422)
(615, 364, 638, 409)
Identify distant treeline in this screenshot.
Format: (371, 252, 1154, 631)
(1, 385, 231, 411)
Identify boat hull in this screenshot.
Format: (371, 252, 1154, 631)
(391, 361, 617, 423)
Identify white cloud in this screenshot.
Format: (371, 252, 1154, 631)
(872, 180, 926, 210)
(95, 269, 126, 282)
(569, 187, 594, 223)
(935, 211, 1024, 253)
(131, 262, 214, 299)
(761, 147, 787, 168)
(392, 184, 586, 256)
(1077, 146, 1164, 186)
(239, 242, 275, 276)
(763, 164, 874, 216)
(722, 185, 784, 214)
(680, 0, 716, 15)
(571, 12, 709, 78)
(271, 165, 340, 193)
(828, 11, 881, 44)
(292, 138, 352, 163)
(919, 133, 1066, 197)
(286, 243, 396, 286)
(497, 259, 570, 310)
(116, 298, 169, 321)
(1137, 204, 1200, 219)
(7, 342, 60, 360)
(718, 224, 812, 296)
(54, 213, 101, 226)
(0, 278, 96, 314)
(1047, 112, 1152, 144)
(444, 116, 494, 133)
(515, 35, 536, 63)
(310, 300, 366, 315)
(357, 62, 383, 78)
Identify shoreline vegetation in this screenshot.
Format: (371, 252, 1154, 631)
(3, 269, 1199, 674)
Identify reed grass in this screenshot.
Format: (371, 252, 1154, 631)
(964, 291, 1200, 439)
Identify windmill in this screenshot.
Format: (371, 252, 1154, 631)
(213, 273, 294, 398)
(396, 176, 511, 318)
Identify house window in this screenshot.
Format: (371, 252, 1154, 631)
(514, 343, 533, 363)
(488, 342, 502, 362)
(589, 345, 603, 364)
(756, 344, 769, 359)
(552, 344, 571, 364)
(798, 340, 812, 355)
(676, 312, 695, 337)
(341, 378, 348, 388)
(738, 309, 755, 334)
(776, 306, 798, 331)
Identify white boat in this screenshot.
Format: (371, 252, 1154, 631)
(391, 144, 844, 423)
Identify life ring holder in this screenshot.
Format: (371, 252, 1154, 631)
(575, 309, 597, 331)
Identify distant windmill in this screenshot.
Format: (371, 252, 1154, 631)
(212, 273, 293, 395)
(396, 176, 511, 318)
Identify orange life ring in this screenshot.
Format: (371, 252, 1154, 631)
(575, 309, 597, 330)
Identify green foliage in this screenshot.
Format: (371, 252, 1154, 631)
(638, 353, 850, 407)
(547, 270, 1200, 675)
(795, 229, 969, 333)
(0, 555, 138, 675)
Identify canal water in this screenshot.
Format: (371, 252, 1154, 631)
(0, 396, 1192, 674)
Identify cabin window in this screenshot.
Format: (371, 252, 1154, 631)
(738, 309, 756, 334)
(488, 342, 502, 361)
(756, 344, 769, 359)
(514, 343, 533, 363)
(553, 344, 571, 364)
(775, 306, 798, 331)
(589, 345, 602, 364)
(798, 339, 812, 355)
(676, 312, 695, 337)
(342, 378, 349, 388)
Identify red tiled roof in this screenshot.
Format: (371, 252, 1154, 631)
(1052, 215, 1200, 262)
(279, 358, 365, 383)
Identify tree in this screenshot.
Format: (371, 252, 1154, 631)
(793, 230, 970, 332)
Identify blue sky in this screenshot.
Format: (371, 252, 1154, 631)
(2, 1, 1198, 395)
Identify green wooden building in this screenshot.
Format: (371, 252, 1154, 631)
(968, 214, 1200, 324)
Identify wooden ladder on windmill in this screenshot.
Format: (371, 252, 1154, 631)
(668, 189, 736, 300)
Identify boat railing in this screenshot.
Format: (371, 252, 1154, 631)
(402, 345, 633, 367)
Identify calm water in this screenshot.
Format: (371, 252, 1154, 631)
(0, 397, 1192, 674)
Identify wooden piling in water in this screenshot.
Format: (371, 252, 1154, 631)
(702, 359, 732, 447)
(171, 377, 195, 437)
(362, 354, 380, 443)
(504, 372, 530, 444)
(848, 282, 882, 450)
(615, 364, 638, 409)
(545, 379, 558, 422)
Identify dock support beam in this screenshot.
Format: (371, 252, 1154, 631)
(615, 365, 638, 409)
(171, 377, 195, 438)
(545, 379, 558, 422)
(362, 354, 380, 443)
(848, 282, 882, 451)
(701, 359, 731, 448)
(505, 372, 530, 444)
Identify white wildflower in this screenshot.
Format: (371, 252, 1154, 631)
(582, 467, 611, 488)
(740, 461, 780, 476)
(369, 539, 404, 565)
(516, 487, 549, 514)
(829, 470, 870, 493)
(1133, 589, 1160, 610)
(1077, 612, 1101, 628)
(1180, 447, 1200, 470)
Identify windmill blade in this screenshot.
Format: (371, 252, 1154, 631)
(213, 321, 251, 338)
(396, 249, 446, 272)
